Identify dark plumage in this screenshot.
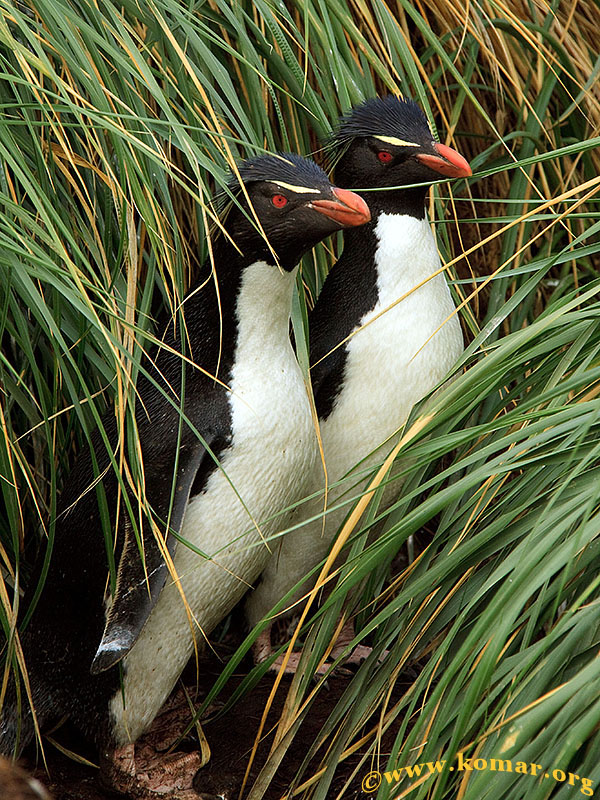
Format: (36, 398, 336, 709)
(233, 152, 329, 189)
(330, 95, 430, 151)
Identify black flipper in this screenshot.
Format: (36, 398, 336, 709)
(90, 443, 207, 674)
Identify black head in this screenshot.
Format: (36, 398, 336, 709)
(330, 96, 471, 216)
(222, 153, 370, 270)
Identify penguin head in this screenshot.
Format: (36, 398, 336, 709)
(329, 96, 471, 212)
(223, 153, 370, 270)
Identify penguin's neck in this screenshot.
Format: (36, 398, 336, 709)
(330, 201, 438, 310)
(365, 186, 428, 220)
(371, 210, 442, 301)
(233, 259, 297, 361)
(181, 239, 295, 371)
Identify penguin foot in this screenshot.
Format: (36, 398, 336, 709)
(265, 647, 374, 676)
(253, 626, 313, 675)
(255, 619, 386, 675)
(329, 620, 389, 667)
(138, 687, 205, 752)
(252, 626, 275, 665)
(332, 643, 375, 664)
(102, 742, 203, 798)
(101, 688, 209, 798)
(268, 651, 306, 674)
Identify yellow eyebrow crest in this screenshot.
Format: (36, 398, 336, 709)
(267, 180, 321, 194)
(374, 135, 420, 148)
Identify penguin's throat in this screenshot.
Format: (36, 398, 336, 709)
(373, 212, 442, 300)
(234, 259, 297, 353)
(361, 185, 428, 219)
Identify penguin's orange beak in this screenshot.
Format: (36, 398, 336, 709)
(416, 142, 472, 178)
(310, 187, 371, 227)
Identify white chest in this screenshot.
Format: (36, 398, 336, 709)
(244, 216, 465, 630)
(110, 261, 317, 743)
(322, 213, 463, 479)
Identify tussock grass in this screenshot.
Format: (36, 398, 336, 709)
(0, 0, 599, 797)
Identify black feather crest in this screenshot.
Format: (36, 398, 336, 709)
(324, 96, 433, 170)
(228, 152, 329, 193)
(333, 96, 430, 145)
(214, 152, 330, 220)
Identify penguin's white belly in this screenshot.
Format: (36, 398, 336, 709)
(246, 215, 463, 626)
(323, 214, 462, 493)
(109, 261, 317, 744)
(323, 225, 462, 494)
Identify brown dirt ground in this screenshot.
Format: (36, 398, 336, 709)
(21, 630, 412, 800)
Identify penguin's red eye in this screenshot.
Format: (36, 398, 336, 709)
(272, 194, 288, 207)
(377, 151, 393, 164)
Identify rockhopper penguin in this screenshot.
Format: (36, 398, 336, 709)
(245, 97, 472, 666)
(0, 154, 370, 790)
